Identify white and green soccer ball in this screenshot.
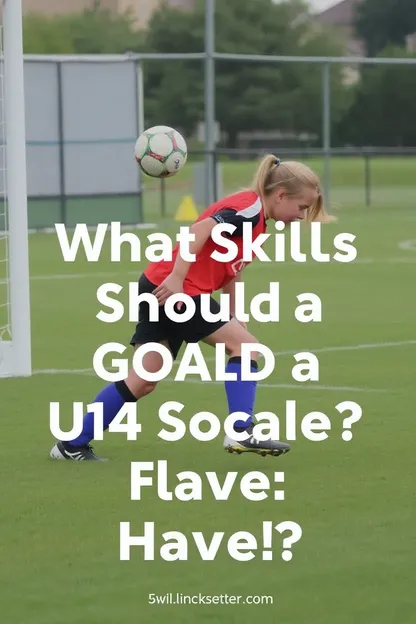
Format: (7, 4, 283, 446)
(134, 125, 188, 178)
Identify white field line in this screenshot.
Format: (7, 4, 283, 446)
(33, 270, 140, 282)
(1, 256, 416, 286)
(177, 380, 386, 393)
(33, 339, 416, 376)
(27, 257, 416, 279)
(202, 339, 416, 363)
(353, 257, 416, 264)
(256, 339, 416, 358)
(33, 339, 416, 393)
(32, 368, 385, 393)
(398, 240, 416, 252)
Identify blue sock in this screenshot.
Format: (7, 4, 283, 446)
(68, 381, 137, 447)
(224, 357, 258, 432)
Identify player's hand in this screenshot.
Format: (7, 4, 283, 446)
(153, 274, 185, 307)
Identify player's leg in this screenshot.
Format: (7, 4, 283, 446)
(49, 273, 179, 461)
(49, 341, 173, 461)
(201, 318, 289, 457)
(176, 292, 289, 457)
(202, 317, 260, 431)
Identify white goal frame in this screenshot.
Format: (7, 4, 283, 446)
(0, 0, 31, 377)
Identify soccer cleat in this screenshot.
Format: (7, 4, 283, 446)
(49, 440, 108, 462)
(223, 424, 290, 457)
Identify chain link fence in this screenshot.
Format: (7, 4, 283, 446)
(0, 51, 414, 230)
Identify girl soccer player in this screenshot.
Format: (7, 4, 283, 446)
(50, 154, 330, 461)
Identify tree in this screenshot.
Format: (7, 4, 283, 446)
(23, 13, 74, 54)
(65, 8, 144, 54)
(23, 8, 144, 55)
(354, 0, 416, 57)
(336, 46, 416, 146)
(144, 0, 350, 147)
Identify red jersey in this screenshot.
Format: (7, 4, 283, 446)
(144, 190, 267, 296)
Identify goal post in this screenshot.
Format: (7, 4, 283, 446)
(0, 0, 31, 377)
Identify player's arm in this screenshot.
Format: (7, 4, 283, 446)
(222, 273, 240, 316)
(153, 206, 259, 305)
(222, 273, 247, 328)
(214, 207, 258, 326)
(172, 217, 217, 279)
(153, 217, 217, 305)
(169, 205, 257, 283)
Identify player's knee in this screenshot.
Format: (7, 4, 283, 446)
(228, 333, 260, 360)
(140, 380, 158, 397)
(126, 373, 158, 399)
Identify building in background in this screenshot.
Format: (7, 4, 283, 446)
(315, 0, 364, 56)
(23, 0, 194, 30)
(405, 32, 416, 53)
(315, 0, 416, 56)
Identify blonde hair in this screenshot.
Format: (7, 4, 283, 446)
(252, 154, 334, 223)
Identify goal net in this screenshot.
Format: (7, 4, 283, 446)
(0, 0, 31, 378)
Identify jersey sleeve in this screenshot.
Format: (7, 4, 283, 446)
(210, 207, 260, 237)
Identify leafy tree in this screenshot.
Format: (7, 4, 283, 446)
(23, 13, 74, 54)
(144, 0, 349, 147)
(23, 8, 144, 54)
(354, 0, 416, 57)
(336, 46, 416, 146)
(65, 8, 144, 54)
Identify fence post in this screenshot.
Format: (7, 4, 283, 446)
(213, 149, 218, 202)
(56, 61, 67, 226)
(322, 62, 331, 207)
(204, 0, 216, 207)
(135, 59, 145, 223)
(160, 178, 166, 218)
(364, 153, 371, 206)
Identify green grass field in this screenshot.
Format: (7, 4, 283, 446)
(141, 155, 416, 221)
(15, 156, 416, 229)
(1, 164, 416, 623)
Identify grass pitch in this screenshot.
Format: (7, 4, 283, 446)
(19, 155, 416, 229)
(1, 183, 416, 623)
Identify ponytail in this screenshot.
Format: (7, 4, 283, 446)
(252, 154, 281, 199)
(251, 154, 335, 223)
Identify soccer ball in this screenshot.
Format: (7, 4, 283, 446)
(134, 125, 187, 178)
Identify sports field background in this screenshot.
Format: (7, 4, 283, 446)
(20, 155, 416, 228)
(1, 156, 416, 623)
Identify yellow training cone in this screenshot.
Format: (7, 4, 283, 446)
(174, 195, 199, 222)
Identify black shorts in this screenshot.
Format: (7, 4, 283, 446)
(129, 274, 229, 360)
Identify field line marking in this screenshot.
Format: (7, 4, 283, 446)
(32, 367, 385, 393)
(399, 240, 416, 252)
(30, 270, 140, 282)
(36, 368, 93, 374)
(3, 256, 415, 286)
(202, 339, 416, 362)
(169, 380, 386, 393)
(353, 257, 416, 264)
(270, 339, 416, 357)
(32, 339, 416, 394)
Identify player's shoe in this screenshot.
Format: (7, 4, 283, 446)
(223, 424, 290, 457)
(49, 440, 108, 462)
